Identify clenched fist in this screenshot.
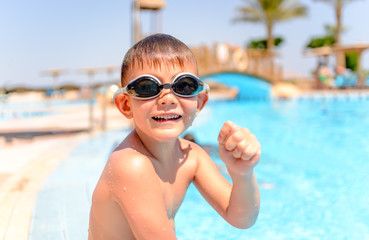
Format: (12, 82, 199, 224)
(217, 121, 261, 176)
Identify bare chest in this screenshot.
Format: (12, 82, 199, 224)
(155, 162, 196, 219)
(159, 180, 188, 218)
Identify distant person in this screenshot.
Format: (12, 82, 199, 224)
(88, 34, 261, 240)
(335, 65, 346, 88)
(318, 65, 333, 88)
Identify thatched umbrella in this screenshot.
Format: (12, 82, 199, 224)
(6, 86, 38, 93)
(40, 69, 69, 93)
(57, 84, 81, 91)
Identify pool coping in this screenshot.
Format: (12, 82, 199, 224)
(0, 133, 91, 240)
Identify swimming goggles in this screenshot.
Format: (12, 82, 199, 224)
(114, 72, 209, 100)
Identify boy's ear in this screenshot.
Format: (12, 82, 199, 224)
(196, 92, 208, 116)
(114, 94, 133, 119)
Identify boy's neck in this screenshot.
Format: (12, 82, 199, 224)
(134, 129, 179, 164)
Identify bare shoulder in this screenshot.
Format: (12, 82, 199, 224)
(108, 132, 155, 175)
(91, 137, 177, 239)
(108, 147, 155, 181)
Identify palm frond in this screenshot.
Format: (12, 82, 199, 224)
(276, 1, 308, 21)
(233, 5, 265, 23)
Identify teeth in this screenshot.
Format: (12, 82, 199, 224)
(153, 114, 181, 121)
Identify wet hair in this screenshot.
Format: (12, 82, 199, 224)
(121, 33, 197, 86)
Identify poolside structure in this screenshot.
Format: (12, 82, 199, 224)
(304, 43, 369, 88)
(191, 44, 282, 83)
(132, 0, 166, 44)
(334, 43, 369, 87)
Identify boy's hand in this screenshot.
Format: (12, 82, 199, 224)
(217, 121, 261, 176)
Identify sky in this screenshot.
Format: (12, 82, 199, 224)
(1, 0, 369, 89)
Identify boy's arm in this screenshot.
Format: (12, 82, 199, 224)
(109, 150, 177, 239)
(193, 121, 261, 229)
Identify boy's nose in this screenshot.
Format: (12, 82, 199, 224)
(158, 89, 177, 105)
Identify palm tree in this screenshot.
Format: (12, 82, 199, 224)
(234, 0, 307, 53)
(314, 0, 356, 46)
(313, 0, 357, 67)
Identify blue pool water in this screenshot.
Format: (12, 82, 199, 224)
(0, 99, 91, 121)
(176, 73, 369, 239)
(176, 99, 369, 239)
(30, 73, 369, 239)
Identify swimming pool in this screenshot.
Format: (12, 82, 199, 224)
(175, 98, 369, 239)
(30, 74, 369, 239)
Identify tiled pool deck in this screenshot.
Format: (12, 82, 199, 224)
(0, 134, 90, 240)
(28, 129, 129, 240)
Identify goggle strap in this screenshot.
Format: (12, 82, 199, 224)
(203, 83, 210, 93)
(112, 88, 125, 100)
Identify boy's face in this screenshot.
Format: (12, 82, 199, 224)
(117, 60, 208, 142)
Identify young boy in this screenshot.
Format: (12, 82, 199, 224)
(88, 34, 261, 240)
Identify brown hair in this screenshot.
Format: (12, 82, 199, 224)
(121, 34, 197, 86)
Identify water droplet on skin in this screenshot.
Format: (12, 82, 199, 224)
(123, 186, 127, 191)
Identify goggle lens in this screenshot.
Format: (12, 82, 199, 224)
(172, 76, 200, 96)
(127, 77, 160, 98)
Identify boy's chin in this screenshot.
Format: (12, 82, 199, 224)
(150, 129, 185, 142)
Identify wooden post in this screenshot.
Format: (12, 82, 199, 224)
(81, 67, 100, 132)
(356, 51, 364, 88)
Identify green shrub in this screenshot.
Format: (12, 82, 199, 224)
(345, 52, 358, 72)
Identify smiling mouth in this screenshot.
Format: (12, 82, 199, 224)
(152, 114, 182, 122)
